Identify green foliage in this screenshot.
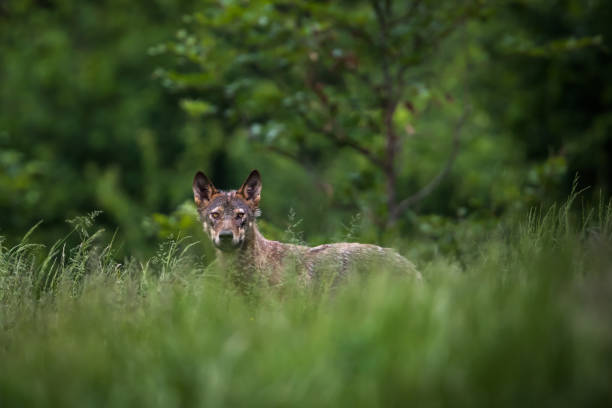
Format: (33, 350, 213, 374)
(2, 0, 611, 254)
(474, 0, 612, 200)
(159, 0, 490, 226)
(0, 0, 200, 251)
(1, 198, 611, 407)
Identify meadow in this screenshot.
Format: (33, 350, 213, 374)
(1, 197, 611, 407)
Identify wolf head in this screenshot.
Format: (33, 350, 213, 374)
(193, 170, 261, 252)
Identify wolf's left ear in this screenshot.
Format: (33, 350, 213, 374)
(238, 169, 261, 207)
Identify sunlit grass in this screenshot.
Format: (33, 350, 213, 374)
(1, 198, 611, 407)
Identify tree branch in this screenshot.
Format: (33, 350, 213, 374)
(301, 109, 383, 168)
(303, 73, 385, 168)
(388, 0, 422, 26)
(263, 145, 301, 164)
(391, 105, 471, 218)
(335, 135, 384, 168)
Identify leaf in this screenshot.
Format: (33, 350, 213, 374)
(180, 99, 217, 117)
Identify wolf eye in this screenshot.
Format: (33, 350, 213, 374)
(235, 213, 244, 220)
(210, 212, 220, 220)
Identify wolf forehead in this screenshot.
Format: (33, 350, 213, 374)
(204, 191, 254, 214)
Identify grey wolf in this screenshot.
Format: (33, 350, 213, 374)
(193, 169, 421, 289)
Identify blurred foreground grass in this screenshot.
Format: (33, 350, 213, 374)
(1, 198, 611, 407)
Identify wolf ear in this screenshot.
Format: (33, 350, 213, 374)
(238, 169, 261, 207)
(193, 171, 217, 207)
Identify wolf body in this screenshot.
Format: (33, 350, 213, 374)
(193, 170, 420, 289)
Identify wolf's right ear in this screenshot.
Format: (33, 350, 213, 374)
(193, 171, 218, 207)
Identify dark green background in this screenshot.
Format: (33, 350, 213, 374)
(1, 0, 610, 255)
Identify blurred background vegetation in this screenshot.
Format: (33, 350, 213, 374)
(1, 0, 610, 258)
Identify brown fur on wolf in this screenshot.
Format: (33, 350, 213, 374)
(193, 169, 421, 289)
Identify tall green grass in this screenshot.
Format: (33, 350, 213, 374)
(1, 199, 611, 407)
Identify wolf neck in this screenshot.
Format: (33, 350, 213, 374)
(215, 224, 270, 283)
(240, 224, 268, 259)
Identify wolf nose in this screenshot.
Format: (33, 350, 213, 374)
(219, 230, 233, 242)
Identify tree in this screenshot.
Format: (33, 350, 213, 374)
(160, 0, 486, 227)
(0, 0, 199, 250)
(473, 0, 610, 201)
